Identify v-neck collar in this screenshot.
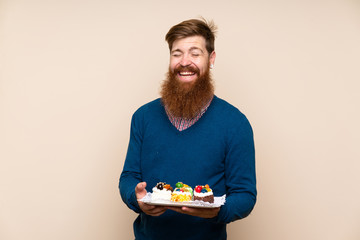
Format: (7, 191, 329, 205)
(164, 95, 214, 132)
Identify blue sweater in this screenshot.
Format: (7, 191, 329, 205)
(119, 96, 256, 240)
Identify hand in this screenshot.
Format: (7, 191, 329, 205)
(166, 206, 220, 219)
(135, 182, 167, 216)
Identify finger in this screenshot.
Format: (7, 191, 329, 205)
(139, 202, 156, 211)
(148, 208, 167, 216)
(135, 182, 147, 199)
(142, 206, 167, 216)
(167, 206, 220, 218)
(166, 206, 185, 214)
(168, 206, 197, 213)
(178, 207, 198, 215)
(135, 182, 147, 194)
(149, 208, 166, 215)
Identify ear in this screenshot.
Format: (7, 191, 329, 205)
(209, 51, 216, 67)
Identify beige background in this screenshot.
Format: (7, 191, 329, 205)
(1, 0, 360, 239)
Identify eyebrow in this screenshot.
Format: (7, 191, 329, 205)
(171, 47, 204, 54)
(189, 47, 204, 53)
(171, 49, 182, 54)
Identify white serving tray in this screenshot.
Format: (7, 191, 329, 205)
(138, 193, 226, 208)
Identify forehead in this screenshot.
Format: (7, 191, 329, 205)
(171, 35, 206, 52)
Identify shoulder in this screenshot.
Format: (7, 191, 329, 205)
(212, 97, 254, 148)
(133, 98, 162, 116)
(212, 96, 248, 121)
(130, 98, 164, 130)
(211, 96, 253, 134)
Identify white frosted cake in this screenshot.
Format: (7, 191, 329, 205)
(151, 182, 173, 201)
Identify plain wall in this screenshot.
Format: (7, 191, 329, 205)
(1, 0, 359, 239)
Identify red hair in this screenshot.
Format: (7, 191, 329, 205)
(165, 18, 217, 54)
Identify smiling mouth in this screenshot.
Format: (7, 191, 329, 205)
(178, 72, 196, 76)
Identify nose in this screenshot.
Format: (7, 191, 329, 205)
(180, 55, 191, 67)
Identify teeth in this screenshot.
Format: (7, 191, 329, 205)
(179, 72, 195, 76)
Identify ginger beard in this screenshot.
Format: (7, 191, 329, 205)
(160, 63, 214, 119)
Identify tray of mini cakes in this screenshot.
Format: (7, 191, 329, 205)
(139, 182, 226, 208)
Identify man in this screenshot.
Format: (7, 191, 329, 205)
(119, 18, 256, 240)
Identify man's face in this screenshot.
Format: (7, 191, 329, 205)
(169, 35, 216, 86)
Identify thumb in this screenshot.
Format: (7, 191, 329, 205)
(135, 182, 147, 197)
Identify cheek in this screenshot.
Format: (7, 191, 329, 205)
(169, 61, 178, 71)
(194, 59, 208, 69)
(197, 64, 207, 74)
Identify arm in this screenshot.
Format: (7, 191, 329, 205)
(119, 112, 143, 213)
(168, 113, 256, 221)
(119, 110, 167, 216)
(216, 114, 257, 224)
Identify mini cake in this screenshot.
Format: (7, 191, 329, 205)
(151, 182, 173, 201)
(193, 184, 214, 203)
(171, 182, 193, 202)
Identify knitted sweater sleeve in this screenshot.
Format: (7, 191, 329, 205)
(119, 110, 144, 213)
(216, 113, 257, 223)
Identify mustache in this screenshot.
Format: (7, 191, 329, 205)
(174, 65, 199, 74)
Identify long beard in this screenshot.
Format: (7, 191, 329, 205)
(160, 65, 214, 119)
